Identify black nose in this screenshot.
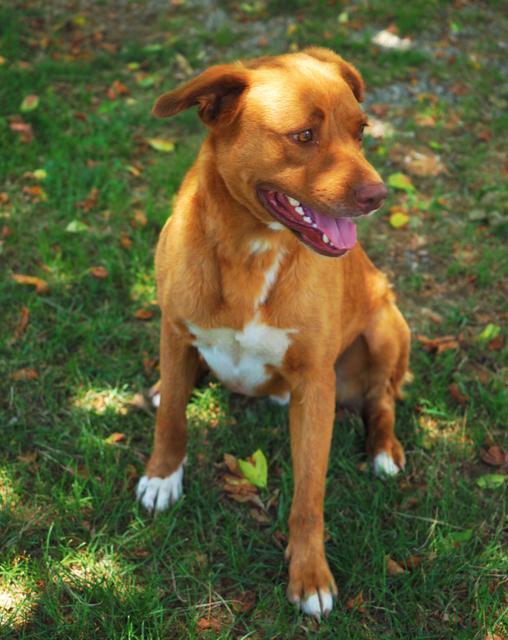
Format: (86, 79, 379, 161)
(354, 182, 388, 213)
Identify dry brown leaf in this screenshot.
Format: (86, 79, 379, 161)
(403, 555, 422, 571)
(133, 308, 154, 320)
(480, 446, 507, 467)
(10, 118, 33, 143)
(0, 192, 10, 205)
(23, 185, 47, 201)
(131, 209, 147, 227)
(224, 453, 240, 475)
(76, 187, 99, 212)
(249, 508, 270, 523)
(346, 591, 365, 612)
(89, 266, 109, 279)
(10, 367, 39, 381)
(120, 232, 133, 249)
(403, 149, 447, 177)
(107, 79, 130, 100)
(385, 555, 406, 576)
(449, 383, 469, 405)
(197, 617, 221, 633)
(12, 306, 30, 341)
(487, 335, 503, 352)
(416, 334, 460, 353)
(231, 590, 256, 613)
(11, 274, 49, 294)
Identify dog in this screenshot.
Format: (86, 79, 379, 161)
(136, 47, 410, 620)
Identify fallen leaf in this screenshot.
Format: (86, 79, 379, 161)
(120, 232, 133, 249)
(449, 383, 469, 405)
(33, 169, 47, 181)
(0, 192, 9, 205)
(231, 590, 256, 613)
(403, 555, 422, 571)
(476, 474, 506, 489)
(147, 138, 175, 153)
(89, 266, 109, 279)
(20, 94, 39, 112)
(76, 187, 99, 212)
(12, 306, 30, 341)
(224, 453, 240, 475)
(65, 220, 89, 233)
(389, 211, 410, 229)
(480, 446, 507, 467)
(238, 449, 268, 488)
(10, 118, 33, 143)
(127, 164, 143, 177)
(487, 335, 503, 351)
(385, 555, 406, 575)
(477, 323, 501, 343)
(197, 617, 221, 633)
(403, 149, 447, 177)
(249, 507, 270, 523)
(416, 334, 460, 353)
(104, 432, 125, 444)
(10, 367, 39, 381)
(133, 308, 154, 320)
(131, 209, 147, 227)
(11, 274, 49, 294)
(346, 591, 365, 612)
(387, 172, 415, 193)
(22, 185, 47, 201)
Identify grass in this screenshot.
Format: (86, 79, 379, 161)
(1, 1, 507, 638)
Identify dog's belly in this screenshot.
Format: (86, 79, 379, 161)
(187, 318, 295, 395)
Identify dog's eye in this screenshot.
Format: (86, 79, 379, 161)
(358, 123, 367, 141)
(293, 129, 313, 144)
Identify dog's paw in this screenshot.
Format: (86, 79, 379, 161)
(269, 391, 290, 406)
(286, 547, 337, 620)
(136, 462, 184, 512)
(373, 451, 400, 476)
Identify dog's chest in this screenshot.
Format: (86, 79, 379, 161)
(187, 319, 293, 395)
(186, 248, 295, 395)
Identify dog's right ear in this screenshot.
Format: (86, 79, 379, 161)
(153, 64, 249, 126)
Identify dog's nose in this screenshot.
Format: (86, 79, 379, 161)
(354, 182, 388, 213)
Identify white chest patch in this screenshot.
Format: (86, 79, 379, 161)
(187, 318, 295, 395)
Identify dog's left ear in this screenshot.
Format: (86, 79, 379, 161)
(303, 47, 364, 103)
(153, 64, 249, 126)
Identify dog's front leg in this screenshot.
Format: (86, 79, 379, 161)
(137, 318, 199, 512)
(285, 369, 338, 620)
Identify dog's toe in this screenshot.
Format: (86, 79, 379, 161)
(136, 464, 184, 512)
(373, 451, 400, 477)
(299, 589, 334, 620)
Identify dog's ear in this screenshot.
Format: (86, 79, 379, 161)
(303, 47, 364, 103)
(153, 64, 249, 126)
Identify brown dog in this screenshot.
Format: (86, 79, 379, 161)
(136, 48, 410, 619)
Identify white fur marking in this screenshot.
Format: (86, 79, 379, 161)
(136, 460, 185, 512)
(300, 589, 334, 619)
(373, 451, 399, 477)
(268, 222, 285, 231)
(187, 318, 295, 395)
(269, 391, 290, 405)
(249, 238, 272, 255)
(257, 250, 284, 306)
(151, 392, 160, 408)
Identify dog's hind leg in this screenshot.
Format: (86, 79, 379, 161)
(137, 318, 200, 512)
(361, 302, 410, 477)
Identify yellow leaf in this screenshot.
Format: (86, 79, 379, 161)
(33, 169, 47, 181)
(389, 212, 410, 228)
(147, 138, 175, 153)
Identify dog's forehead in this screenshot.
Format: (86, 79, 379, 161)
(244, 58, 361, 129)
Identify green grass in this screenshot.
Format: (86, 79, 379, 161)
(1, 1, 507, 638)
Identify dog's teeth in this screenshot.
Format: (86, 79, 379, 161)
(295, 206, 304, 216)
(303, 216, 312, 223)
(322, 234, 329, 244)
(288, 196, 300, 207)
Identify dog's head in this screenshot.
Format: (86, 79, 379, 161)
(154, 48, 386, 257)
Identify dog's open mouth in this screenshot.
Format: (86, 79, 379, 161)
(257, 188, 356, 257)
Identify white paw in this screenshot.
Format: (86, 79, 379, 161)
(269, 391, 290, 406)
(136, 461, 185, 512)
(290, 589, 333, 620)
(373, 451, 400, 477)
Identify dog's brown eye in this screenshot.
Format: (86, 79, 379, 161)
(358, 123, 367, 141)
(293, 129, 313, 143)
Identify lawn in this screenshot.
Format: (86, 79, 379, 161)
(1, 1, 507, 638)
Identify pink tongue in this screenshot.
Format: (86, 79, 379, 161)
(313, 212, 357, 250)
